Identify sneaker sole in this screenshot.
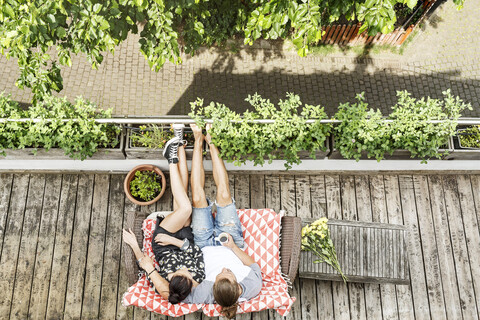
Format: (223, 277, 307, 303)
(162, 137, 181, 158)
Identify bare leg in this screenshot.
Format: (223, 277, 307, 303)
(173, 145, 188, 211)
(205, 124, 232, 206)
(190, 124, 208, 208)
(160, 161, 192, 233)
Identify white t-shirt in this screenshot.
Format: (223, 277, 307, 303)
(202, 246, 251, 282)
(183, 246, 263, 304)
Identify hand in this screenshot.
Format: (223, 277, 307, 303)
(221, 233, 236, 249)
(123, 228, 139, 250)
(138, 253, 155, 272)
(155, 233, 178, 246)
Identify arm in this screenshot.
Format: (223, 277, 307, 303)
(123, 229, 170, 300)
(223, 234, 255, 266)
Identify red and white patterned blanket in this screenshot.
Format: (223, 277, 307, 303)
(122, 208, 296, 317)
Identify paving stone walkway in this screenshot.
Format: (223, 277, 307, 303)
(0, 0, 478, 117)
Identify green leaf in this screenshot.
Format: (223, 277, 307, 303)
(4, 4, 15, 18)
(56, 27, 67, 38)
(406, 0, 417, 9)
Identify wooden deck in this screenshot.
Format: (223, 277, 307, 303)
(0, 173, 479, 320)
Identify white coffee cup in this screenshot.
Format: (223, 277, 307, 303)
(215, 232, 229, 244)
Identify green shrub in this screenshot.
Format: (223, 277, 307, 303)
(334, 90, 471, 162)
(129, 170, 162, 202)
(0, 93, 120, 159)
(189, 93, 332, 169)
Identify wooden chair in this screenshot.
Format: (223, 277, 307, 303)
(299, 218, 409, 284)
(122, 211, 302, 286)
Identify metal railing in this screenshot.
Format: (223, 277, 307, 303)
(0, 117, 480, 125)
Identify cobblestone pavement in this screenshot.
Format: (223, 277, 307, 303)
(0, 0, 478, 117)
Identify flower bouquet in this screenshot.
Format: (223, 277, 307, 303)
(301, 217, 347, 283)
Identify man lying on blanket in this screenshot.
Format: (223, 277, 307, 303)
(183, 124, 262, 319)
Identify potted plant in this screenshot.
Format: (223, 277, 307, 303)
(331, 90, 468, 162)
(125, 124, 196, 159)
(446, 124, 480, 160)
(0, 93, 124, 160)
(189, 93, 332, 169)
(124, 164, 166, 206)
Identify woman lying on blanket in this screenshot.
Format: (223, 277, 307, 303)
(122, 124, 205, 304)
(182, 124, 263, 319)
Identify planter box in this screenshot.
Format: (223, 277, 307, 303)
(0, 127, 125, 160)
(328, 136, 453, 160)
(125, 126, 195, 160)
(445, 129, 480, 160)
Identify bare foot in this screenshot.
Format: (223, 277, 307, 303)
(190, 124, 204, 141)
(205, 123, 213, 145)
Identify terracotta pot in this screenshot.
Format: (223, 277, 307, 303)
(124, 164, 166, 206)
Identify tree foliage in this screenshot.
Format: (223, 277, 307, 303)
(0, 0, 465, 101)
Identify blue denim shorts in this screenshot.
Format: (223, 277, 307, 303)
(191, 198, 245, 249)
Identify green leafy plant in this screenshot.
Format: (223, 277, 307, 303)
(0, 92, 120, 159)
(458, 126, 480, 149)
(129, 125, 174, 149)
(302, 218, 347, 283)
(1, 0, 465, 100)
(129, 170, 162, 202)
(334, 90, 471, 162)
(189, 93, 332, 169)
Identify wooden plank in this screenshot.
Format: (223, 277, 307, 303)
(310, 175, 334, 319)
(235, 174, 250, 209)
(0, 175, 30, 318)
(64, 174, 95, 320)
(471, 175, 480, 232)
(412, 175, 447, 319)
(116, 187, 138, 320)
(10, 174, 46, 319)
(82, 174, 111, 318)
(28, 174, 63, 319)
(265, 175, 281, 212)
(355, 176, 382, 319)
(249, 175, 265, 209)
(100, 175, 126, 319)
(0, 174, 32, 316)
(295, 175, 318, 320)
(0, 173, 14, 260)
(46, 174, 79, 319)
(384, 175, 414, 318)
(398, 175, 430, 319)
(280, 175, 300, 320)
(325, 175, 350, 319)
(442, 175, 479, 318)
(340, 176, 366, 320)
(428, 175, 463, 319)
(456, 174, 480, 312)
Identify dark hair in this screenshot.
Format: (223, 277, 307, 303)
(213, 278, 241, 319)
(168, 275, 193, 304)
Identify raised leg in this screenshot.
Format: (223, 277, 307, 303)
(206, 124, 232, 206)
(173, 144, 188, 211)
(190, 124, 208, 208)
(160, 138, 192, 233)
